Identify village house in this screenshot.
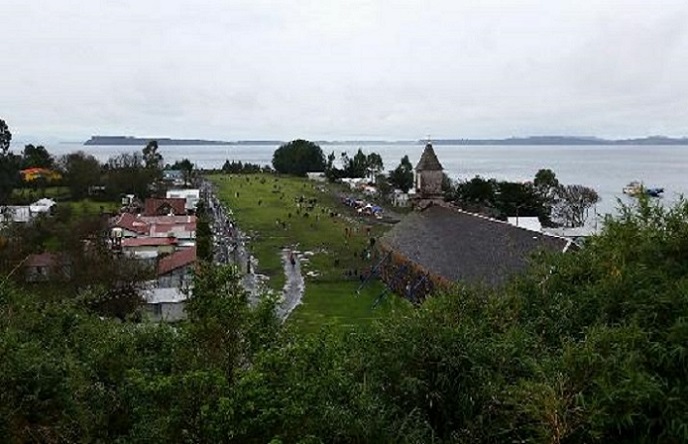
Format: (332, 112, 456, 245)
(391, 189, 411, 207)
(144, 287, 188, 322)
(1, 198, 57, 226)
(162, 169, 185, 186)
(24, 252, 70, 282)
(306, 172, 326, 182)
(120, 237, 178, 261)
(157, 246, 196, 289)
(377, 142, 572, 301)
(142, 215, 197, 246)
(110, 213, 196, 244)
(110, 213, 151, 238)
(166, 189, 200, 213)
(143, 197, 188, 216)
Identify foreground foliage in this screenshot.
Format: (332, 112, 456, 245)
(1, 198, 687, 442)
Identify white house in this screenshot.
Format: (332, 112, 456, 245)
(306, 172, 326, 182)
(144, 286, 188, 322)
(29, 198, 57, 214)
(392, 190, 410, 207)
(166, 189, 200, 212)
(1, 206, 32, 224)
(507, 217, 542, 233)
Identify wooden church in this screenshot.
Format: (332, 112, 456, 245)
(377, 142, 572, 302)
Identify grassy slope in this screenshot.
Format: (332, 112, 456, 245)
(209, 173, 411, 331)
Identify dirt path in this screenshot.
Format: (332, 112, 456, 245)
(275, 249, 305, 321)
(204, 180, 304, 319)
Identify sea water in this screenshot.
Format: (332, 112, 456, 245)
(13, 142, 688, 221)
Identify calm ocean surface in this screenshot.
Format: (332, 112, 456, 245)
(17, 142, 688, 222)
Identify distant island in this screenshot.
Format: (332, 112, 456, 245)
(84, 136, 283, 146)
(84, 135, 688, 146)
(428, 136, 688, 145)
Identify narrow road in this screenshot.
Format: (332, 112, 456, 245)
(203, 180, 305, 318)
(276, 248, 305, 321)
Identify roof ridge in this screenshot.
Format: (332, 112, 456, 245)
(436, 203, 572, 248)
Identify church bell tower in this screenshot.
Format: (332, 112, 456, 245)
(414, 141, 444, 202)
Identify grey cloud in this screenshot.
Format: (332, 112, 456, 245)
(3, 0, 688, 140)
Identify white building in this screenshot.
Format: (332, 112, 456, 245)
(166, 189, 200, 212)
(144, 286, 188, 322)
(507, 217, 543, 233)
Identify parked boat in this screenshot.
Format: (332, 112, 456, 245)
(646, 187, 664, 197)
(622, 181, 664, 197)
(623, 181, 643, 196)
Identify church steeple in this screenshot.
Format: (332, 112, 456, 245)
(414, 141, 444, 199)
(415, 141, 443, 172)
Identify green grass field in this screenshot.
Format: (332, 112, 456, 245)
(64, 199, 119, 216)
(208, 173, 411, 331)
(11, 186, 119, 214)
(11, 186, 71, 202)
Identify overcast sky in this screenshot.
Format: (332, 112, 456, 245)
(3, 0, 688, 141)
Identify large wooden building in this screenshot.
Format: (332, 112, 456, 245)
(378, 142, 572, 301)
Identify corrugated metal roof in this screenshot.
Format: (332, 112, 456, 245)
(157, 246, 197, 276)
(122, 237, 178, 247)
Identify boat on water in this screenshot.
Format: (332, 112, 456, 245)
(646, 187, 664, 197)
(623, 181, 642, 196)
(622, 181, 664, 197)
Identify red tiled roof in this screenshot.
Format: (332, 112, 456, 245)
(121, 237, 178, 248)
(112, 212, 150, 235)
(157, 246, 197, 276)
(25, 252, 63, 268)
(150, 222, 197, 234)
(140, 215, 197, 225)
(144, 198, 187, 216)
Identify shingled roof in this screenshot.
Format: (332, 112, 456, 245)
(415, 142, 443, 171)
(380, 204, 571, 287)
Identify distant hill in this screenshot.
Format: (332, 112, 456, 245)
(429, 136, 688, 145)
(84, 135, 688, 147)
(83, 136, 284, 146)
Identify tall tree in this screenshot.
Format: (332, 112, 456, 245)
(142, 140, 163, 189)
(552, 184, 600, 227)
(272, 139, 325, 176)
(366, 152, 384, 179)
(21, 144, 54, 169)
(59, 151, 102, 200)
(343, 148, 369, 178)
(388, 155, 414, 192)
(169, 158, 194, 186)
(0, 119, 11, 155)
(104, 152, 150, 199)
(0, 119, 19, 203)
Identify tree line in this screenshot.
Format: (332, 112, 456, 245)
(269, 139, 415, 192)
(450, 169, 600, 227)
(268, 138, 598, 227)
(0, 118, 197, 204)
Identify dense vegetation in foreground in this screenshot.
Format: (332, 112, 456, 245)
(2, 198, 688, 443)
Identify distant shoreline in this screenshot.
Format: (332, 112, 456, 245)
(83, 135, 688, 146)
(429, 136, 688, 146)
(83, 136, 281, 146)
